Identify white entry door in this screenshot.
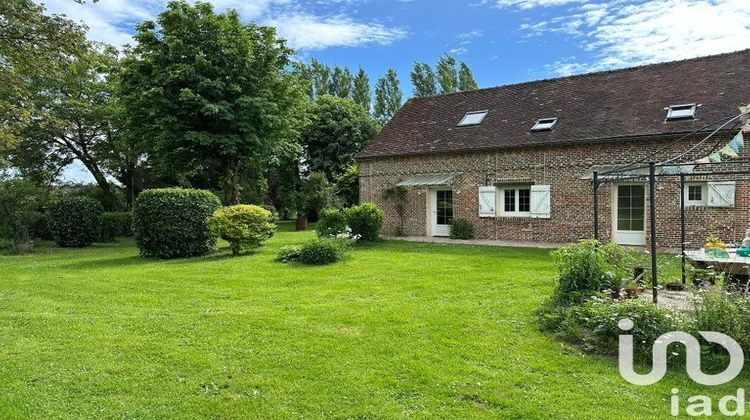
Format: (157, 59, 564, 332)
(614, 184, 646, 245)
(431, 189, 453, 237)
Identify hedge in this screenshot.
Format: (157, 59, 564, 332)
(133, 188, 221, 259)
(48, 196, 104, 247)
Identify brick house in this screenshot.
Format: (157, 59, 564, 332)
(357, 50, 750, 248)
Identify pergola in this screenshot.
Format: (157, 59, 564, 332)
(591, 108, 750, 303)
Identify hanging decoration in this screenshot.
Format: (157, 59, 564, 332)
(692, 106, 748, 165)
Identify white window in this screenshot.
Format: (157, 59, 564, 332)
(666, 104, 697, 120)
(458, 110, 488, 127)
(684, 183, 707, 207)
(531, 118, 558, 132)
(499, 186, 532, 216)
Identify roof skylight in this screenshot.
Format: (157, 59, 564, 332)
(458, 110, 488, 127)
(666, 104, 697, 120)
(531, 118, 558, 132)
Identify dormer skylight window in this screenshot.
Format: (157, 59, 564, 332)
(531, 118, 558, 132)
(666, 104, 697, 120)
(457, 110, 488, 127)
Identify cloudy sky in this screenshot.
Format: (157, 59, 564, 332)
(44, 0, 750, 181)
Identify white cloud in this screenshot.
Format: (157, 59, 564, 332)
(40, 0, 406, 51)
(266, 14, 407, 50)
(515, 0, 750, 75)
(486, 0, 583, 9)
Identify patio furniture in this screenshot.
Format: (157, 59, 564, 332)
(684, 249, 750, 288)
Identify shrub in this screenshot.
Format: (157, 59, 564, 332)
(554, 297, 680, 360)
(48, 196, 104, 247)
(693, 290, 750, 352)
(133, 188, 221, 259)
(317, 208, 348, 237)
(99, 212, 133, 242)
(449, 219, 475, 240)
(259, 205, 279, 222)
(551, 239, 637, 304)
(276, 245, 303, 263)
(345, 203, 384, 241)
(28, 211, 52, 240)
(207, 205, 277, 255)
(298, 238, 346, 265)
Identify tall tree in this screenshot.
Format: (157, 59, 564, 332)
(302, 95, 378, 181)
(436, 54, 458, 94)
(119, 2, 307, 204)
(13, 45, 124, 209)
(458, 61, 478, 91)
(411, 62, 437, 97)
(352, 67, 371, 111)
(374, 68, 403, 123)
(310, 58, 332, 98)
(330, 66, 353, 98)
(0, 0, 86, 165)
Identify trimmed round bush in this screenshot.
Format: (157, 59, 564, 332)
(99, 212, 133, 242)
(207, 205, 276, 255)
(449, 219, 475, 240)
(48, 196, 104, 247)
(133, 188, 221, 259)
(276, 245, 303, 263)
(298, 238, 345, 265)
(317, 208, 348, 237)
(345, 203, 384, 241)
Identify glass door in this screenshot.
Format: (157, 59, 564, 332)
(615, 184, 646, 245)
(431, 190, 453, 236)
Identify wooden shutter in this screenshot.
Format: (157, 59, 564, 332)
(530, 185, 551, 219)
(478, 186, 496, 217)
(707, 181, 736, 207)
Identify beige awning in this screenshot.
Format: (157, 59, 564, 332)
(396, 173, 458, 187)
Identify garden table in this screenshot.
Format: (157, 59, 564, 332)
(683, 250, 750, 285)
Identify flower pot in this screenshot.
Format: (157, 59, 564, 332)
(295, 216, 308, 231)
(665, 282, 686, 291)
(14, 241, 34, 253)
(624, 287, 642, 299)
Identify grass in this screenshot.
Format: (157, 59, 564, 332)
(0, 222, 745, 418)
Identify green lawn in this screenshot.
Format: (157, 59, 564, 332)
(0, 223, 744, 419)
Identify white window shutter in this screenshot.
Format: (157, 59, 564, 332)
(707, 181, 736, 207)
(478, 186, 496, 217)
(530, 185, 551, 219)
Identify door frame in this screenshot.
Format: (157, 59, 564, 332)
(612, 183, 647, 246)
(428, 188, 453, 237)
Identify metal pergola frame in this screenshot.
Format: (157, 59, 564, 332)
(592, 159, 750, 303)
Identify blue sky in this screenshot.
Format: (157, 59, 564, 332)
(42, 0, 750, 182)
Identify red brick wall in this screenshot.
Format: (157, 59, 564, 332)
(358, 136, 750, 247)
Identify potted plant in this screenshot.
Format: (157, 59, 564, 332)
(607, 275, 626, 299)
(624, 279, 644, 299)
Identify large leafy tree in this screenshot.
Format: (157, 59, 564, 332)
(374, 68, 403, 123)
(458, 62, 479, 91)
(411, 62, 437, 97)
(12, 45, 125, 209)
(302, 95, 378, 181)
(119, 1, 307, 204)
(0, 0, 86, 165)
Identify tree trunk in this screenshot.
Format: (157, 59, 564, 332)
(222, 156, 242, 205)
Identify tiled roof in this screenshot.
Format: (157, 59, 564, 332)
(358, 50, 750, 159)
